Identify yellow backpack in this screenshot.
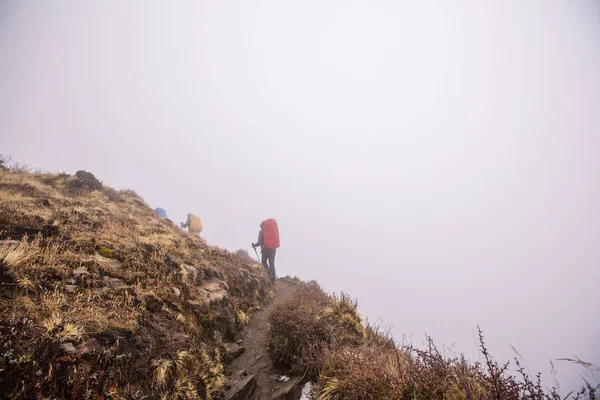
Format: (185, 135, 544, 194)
(189, 215, 203, 234)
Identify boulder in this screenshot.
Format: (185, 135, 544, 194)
(197, 278, 229, 306)
(226, 374, 256, 400)
(73, 170, 102, 191)
(223, 342, 245, 361)
(185, 276, 237, 341)
(215, 304, 237, 341)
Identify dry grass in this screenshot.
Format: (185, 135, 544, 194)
(0, 240, 37, 271)
(268, 283, 365, 379)
(0, 166, 272, 399)
(271, 284, 599, 400)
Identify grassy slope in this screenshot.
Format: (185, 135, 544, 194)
(0, 168, 272, 399)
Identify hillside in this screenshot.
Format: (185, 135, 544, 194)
(0, 167, 273, 399)
(0, 165, 597, 400)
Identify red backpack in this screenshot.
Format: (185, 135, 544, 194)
(262, 218, 280, 249)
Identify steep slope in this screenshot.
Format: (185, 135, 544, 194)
(0, 168, 273, 399)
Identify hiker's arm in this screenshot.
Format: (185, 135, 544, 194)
(252, 231, 263, 248)
(181, 220, 189, 228)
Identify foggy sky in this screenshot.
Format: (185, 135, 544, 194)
(1, 1, 599, 393)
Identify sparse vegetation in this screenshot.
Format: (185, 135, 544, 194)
(270, 284, 599, 400)
(1, 160, 597, 399)
(0, 164, 272, 399)
(268, 283, 365, 379)
(234, 249, 256, 264)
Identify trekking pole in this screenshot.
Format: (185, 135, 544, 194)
(253, 247, 261, 262)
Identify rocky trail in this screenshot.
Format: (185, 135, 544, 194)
(225, 278, 306, 400)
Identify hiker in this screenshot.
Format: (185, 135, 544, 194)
(180, 213, 203, 235)
(252, 218, 279, 281)
(154, 207, 168, 218)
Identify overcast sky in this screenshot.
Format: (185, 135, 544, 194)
(1, 0, 599, 393)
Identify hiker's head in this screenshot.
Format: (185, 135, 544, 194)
(260, 221, 265, 229)
(187, 213, 192, 219)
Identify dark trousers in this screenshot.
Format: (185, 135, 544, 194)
(261, 248, 276, 280)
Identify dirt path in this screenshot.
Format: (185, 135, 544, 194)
(226, 278, 298, 399)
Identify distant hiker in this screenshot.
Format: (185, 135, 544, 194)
(154, 207, 168, 218)
(181, 213, 203, 235)
(252, 218, 279, 281)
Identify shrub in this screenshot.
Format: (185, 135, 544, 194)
(234, 249, 256, 264)
(269, 284, 364, 379)
(312, 327, 599, 400)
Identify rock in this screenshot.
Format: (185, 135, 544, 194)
(72, 266, 89, 276)
(272, 376, 303, 400)
(197, 279, 229, 306)
(215, 307, 237, 341)
(60, 339, 100, 355)
(64, 284, 77, 293)
(103, 276, 129, 289)
(226, 374, 256, 400)
(74, 170, 102, 191)
(94, 252, 124, 274)
(65, 278, 76, 284)
(184, 276, 237, 341)
(187, 299, 202, 307)
(206, 276, 229, 291)
(238, 370, 248, 378)
(60, 342, 76, 354)
(42, 199, 51, 207)
(74, 338, 100, 355)
(180, 264, 200, 283)
(223, 342, 245, 361)
(172, 287, 181, 297)
(236, 339, 243, 345)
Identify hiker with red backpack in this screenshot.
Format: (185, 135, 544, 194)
(252, 218, 279, 282)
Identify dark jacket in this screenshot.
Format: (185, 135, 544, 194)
(254, 230, 264, 251)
